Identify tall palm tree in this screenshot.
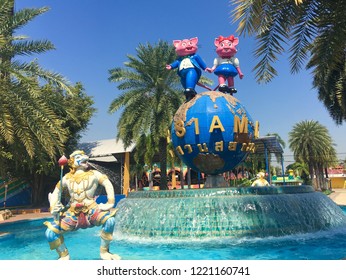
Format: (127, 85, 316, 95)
(230, 0, 346, 124)
(0, 0, 73, 160)
(288, 120, 337, 190)
(108, 41, 184, 190)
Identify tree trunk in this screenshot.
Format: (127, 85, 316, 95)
(312, 162, 324, 191)
(180, 162, 184, 188)
(325, 167, 331, 190)
(318, 163, 327, 191)
(308, 162, 319, 191)
(158, 137, 168, 190)
(31, 173, 47, 206)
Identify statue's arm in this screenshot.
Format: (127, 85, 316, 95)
(96, 171, 115, 211)
(48, 180, 65, 217)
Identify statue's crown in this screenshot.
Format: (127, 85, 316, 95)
(69, 150, 85, 158)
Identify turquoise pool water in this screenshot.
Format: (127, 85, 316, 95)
(1, 206, 346, 260)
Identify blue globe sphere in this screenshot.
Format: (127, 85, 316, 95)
(171, 91, 257, 175)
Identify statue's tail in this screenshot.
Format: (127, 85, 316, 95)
(197, 82, 212, 91)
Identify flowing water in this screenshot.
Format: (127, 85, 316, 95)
(1, 186, 346, 260)
(114, 186, 346, 238)
(0, 207, 346, 260)
(87, 161, 121, 195)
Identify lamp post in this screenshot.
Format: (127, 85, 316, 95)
(3, 184, 8, 209)
(57, 155, 68, 220)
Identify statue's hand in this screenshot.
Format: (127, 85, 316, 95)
(98, 203, 113, 211)
(51, 201, 64, 215)
(236, 67, 244, 79)
(50, 201, 64, 221)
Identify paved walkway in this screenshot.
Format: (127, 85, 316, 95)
(329, 188, 346, 206)
(0, 209, 51, 225)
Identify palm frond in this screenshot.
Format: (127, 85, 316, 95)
(0, 1, 85, 163)
(231, 0, 264, 36)
(231, 0, 346, 124)
(9, 60, 73, 94)
(289, 1, 318, 73)
(8, 6, 50, 31)
(8, 40, 55, 57)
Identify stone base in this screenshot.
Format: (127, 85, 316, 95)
(204, 174, 228, 188)
(0, 209, 13, 221)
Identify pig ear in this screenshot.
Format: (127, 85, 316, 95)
(232, 37, 239, 46)
(214, 38, 220, 46)
(173, 40, 181, 47)
(190, 37, 198, 44)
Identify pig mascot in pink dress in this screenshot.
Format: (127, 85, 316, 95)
(209, 35, 244, 95)
(166, 37, 211, 102)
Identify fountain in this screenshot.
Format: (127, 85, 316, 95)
(1, 92, 346, 261)
(113, 91, 346, 239)
(114, 186, 346, 238)
(87, 161, 121, 194)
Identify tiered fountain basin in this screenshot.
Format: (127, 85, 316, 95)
(114, 186, 346, 239)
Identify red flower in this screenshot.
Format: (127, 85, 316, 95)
(58, 155, 68, 166)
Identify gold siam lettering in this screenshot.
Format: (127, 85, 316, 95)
(193, 118, 200, 135)
(176, 146, 184, 155)
(174, 120, 186, 137)
(241, 142, 256, 153)
(233, 115, 248, 134)
(215, 141, 224, 152)
(197, 143, 209, 152)
(184, 144, 193, 153)
(209, 115, 225, 133)
(241, 143, 248, 152)
(248, 142, 256, 153)
(254, 121, 260, 138)
(228, 142, 237, 151)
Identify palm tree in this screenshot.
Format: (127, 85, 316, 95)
(230, 0, 346, 124)
(108, 41, 184, 190)
(288, 120, 337, 190)
(130, 132, 156, 189)
(0, 0, 73, 160)
(0, 1, 94, 206)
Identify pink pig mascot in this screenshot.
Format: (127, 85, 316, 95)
(166, 37, 210, 102)
(210, 35, 244, 95)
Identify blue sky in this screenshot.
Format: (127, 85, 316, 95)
(15, 0, 346, 165)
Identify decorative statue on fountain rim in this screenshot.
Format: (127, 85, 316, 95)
(44, 150, 120, 260)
